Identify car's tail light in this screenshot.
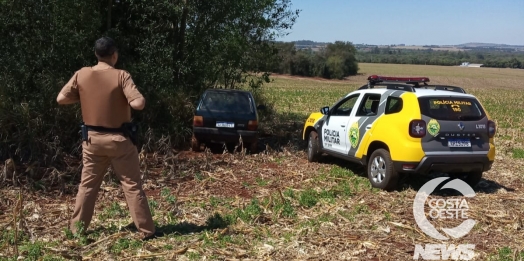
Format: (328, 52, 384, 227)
(409, 119, 426, 138)
(247, 120, 258, 131)
(402, 164, 417, 170)
(488, 120, 496, 138)
(193, 116, 203, 127)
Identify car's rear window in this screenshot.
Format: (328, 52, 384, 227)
(199, 91, 253, 113)
(418, 97, 485, 121)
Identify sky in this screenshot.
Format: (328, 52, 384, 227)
(277, 0, 524, 46)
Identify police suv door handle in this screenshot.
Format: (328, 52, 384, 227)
(341, 125, 345, 127)
(366, 124, 372, 130)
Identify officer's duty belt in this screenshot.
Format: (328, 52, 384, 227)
(85, 125, 124, 133)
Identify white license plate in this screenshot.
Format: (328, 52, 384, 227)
(448, 139, 471, 147)
(216, 121, 234, 128)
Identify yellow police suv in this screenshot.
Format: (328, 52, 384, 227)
(303, 75, 496, 191)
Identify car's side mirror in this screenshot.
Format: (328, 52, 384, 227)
(320, 106, 330, 115)
(257, 104, 267, 111)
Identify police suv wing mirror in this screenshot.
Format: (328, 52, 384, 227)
(320, 106, 330, 115)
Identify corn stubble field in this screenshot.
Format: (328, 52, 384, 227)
(1, 63, 524, 260)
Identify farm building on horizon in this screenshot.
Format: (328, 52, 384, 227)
(460, 62, 484, 67)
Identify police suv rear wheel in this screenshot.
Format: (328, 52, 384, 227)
(308, 131, 321, 162)
(367, 149, 398, 191)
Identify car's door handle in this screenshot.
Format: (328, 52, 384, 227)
(341, 125, 345, 127)
(366, 124, 372, 130)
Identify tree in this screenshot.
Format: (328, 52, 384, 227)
(323, 41, 359, 79)
(0, 0, 300, 163)
(270, 42, 297, 74)
(325, 55, 345, 79)
(0, 0, 102, 163)
(508, 57, 522, 68)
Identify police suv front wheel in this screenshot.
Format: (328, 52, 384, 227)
(308, 131, 321, 162)
(367, 149, 398, 191)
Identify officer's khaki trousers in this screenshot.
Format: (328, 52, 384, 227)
(70, 131, 155, 237)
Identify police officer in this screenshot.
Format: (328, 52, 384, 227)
(57, 37, 158, 240)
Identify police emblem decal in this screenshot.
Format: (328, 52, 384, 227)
(349, 122, 359, 148)
(427, 119, 440, 137)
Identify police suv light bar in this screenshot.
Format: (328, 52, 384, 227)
(361, 75, 466, 93)
(367, 75, 430, 84)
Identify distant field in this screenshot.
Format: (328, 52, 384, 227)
(390, 45, 464, 51)
(266, 63, 524, 131)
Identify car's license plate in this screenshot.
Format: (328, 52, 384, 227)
(216, 121, 234, 128)
(448, 139, 471, 147)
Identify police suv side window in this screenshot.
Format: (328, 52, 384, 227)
(332, 95, 359, 116)
(385, 97, 403, 114)
(356, 94, 381, 116)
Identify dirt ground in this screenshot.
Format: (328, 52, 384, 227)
(1, 139, 523, 260)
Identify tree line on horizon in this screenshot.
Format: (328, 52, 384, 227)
(356, 46, 524, 68)
(266, 42, 523, 80)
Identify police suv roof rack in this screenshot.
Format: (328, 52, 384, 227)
(358, 83, 416, 92)
(358, 75, 430, 92)
(358, 75, 467, 94)
(420, 85, 467, 94)
(367, 75, 430, 87)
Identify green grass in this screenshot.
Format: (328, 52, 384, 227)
(487, 247, 524, 261)
(109, 238, 143, 254)
(98, 202, 128, 222)
(329, 166, 355, 178)
(298, 188, 319, 208)
(0, 238, 68, 261)
(230, 199, 264, 224)
(255, 177, 270, 186)
(512, 148, 524, 159)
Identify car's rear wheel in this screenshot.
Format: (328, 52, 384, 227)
(191, 134, 201, 152)
(308, 131, 321, 162)
(452, 171, 483, 188)
(367, 149, 398, 191)
(225, 142, 237, 153)
(249, 140, 258, 153)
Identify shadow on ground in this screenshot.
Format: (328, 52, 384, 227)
(198, 111, 308, 155)
(258, 111, 308, 151)
(317, 154, 516, 196)
(113, 213, 230, 237)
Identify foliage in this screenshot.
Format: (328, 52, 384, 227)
(0, 0, 101, 164)
(268, 41, 359, 79)
(0, 0, 299, 164)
